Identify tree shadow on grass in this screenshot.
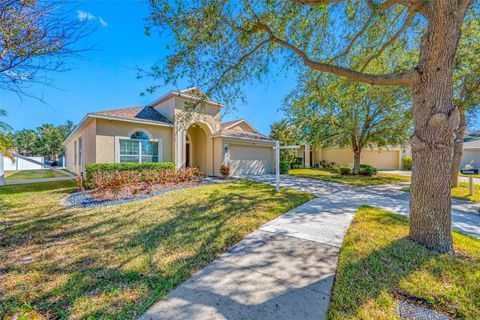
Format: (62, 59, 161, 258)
(328, 210, 475, 319)
(1, 180, 311, 319)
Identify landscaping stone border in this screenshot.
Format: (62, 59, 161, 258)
(60, 177, 230, 209)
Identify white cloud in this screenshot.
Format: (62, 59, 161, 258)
(77, 10, 108, 27)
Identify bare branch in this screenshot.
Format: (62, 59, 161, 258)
(0, 0, 94, 98)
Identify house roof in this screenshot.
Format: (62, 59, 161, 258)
(91, 106, 172, 125)
(148, 87, 223, 108)
(221, 119, 243, 129)
(464, 139, 480, 149)
(213, 128, 274, 142)
(64, 106, 173, 144)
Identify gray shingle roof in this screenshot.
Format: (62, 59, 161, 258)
(91, 106, 172, 125)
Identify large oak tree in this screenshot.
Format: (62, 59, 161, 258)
(145, 0, 477, 252)
(285, 73, 412, 174)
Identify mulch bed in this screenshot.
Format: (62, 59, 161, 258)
(61, 181, 207, 209)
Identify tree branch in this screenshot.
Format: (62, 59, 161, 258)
(288, 0, 342, 6)
(360, 9, 415, 71)
(329, 13, 376, 62)
(257, 23, 416, 86)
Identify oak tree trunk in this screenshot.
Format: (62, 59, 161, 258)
(451, 108, 466, 188)
(353, 149, 361, 175)
(409, 1, 465, 253)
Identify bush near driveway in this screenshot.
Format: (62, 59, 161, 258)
(329, 206, 480, 319)
(0, 180, 313, 319)
(338, 166, 352, 175)
(358, 164, 377, 176)
(402, 156, 412, 170)
(280, 161, 290, 174)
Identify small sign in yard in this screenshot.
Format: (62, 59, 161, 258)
(460, 169, 479, 175)
(460, 168, 479, 196)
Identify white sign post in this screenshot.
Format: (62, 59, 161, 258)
(273, 141, 300, 192)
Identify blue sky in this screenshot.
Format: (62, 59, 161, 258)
(1, 0, 295, 135)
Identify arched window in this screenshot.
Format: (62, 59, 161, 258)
(130, 131, 149, 140)
(118, 130, 159, 163)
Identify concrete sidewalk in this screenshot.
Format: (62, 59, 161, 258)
(140, 175, 480, 320)
(140, 180, 358, 320)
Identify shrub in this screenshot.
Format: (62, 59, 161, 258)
(359, 164, 376, 176)
(280, 161, 290, 174)
(85, 162, 175, 181)
(292, 157, 303, 168)
(338, 166, 352, 175)
(219, 165, 230, 179)
(402, 156, 412, 170)
(320, 160, 337, 169)
(89, 167, 206, 195)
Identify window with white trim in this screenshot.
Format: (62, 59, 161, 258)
(119, 131, 159, 163)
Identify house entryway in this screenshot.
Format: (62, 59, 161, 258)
(185, 123, 213, 174)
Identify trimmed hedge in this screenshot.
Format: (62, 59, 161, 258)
(85, 162, 176, 181)
(338, 166, 352, 175)
(359, 164, 377, 176)
(402, 156, 412, 170)
(280, 161, 290, 174)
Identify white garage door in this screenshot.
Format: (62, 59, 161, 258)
(461, 150, 480, 169)
(230, 144, 273, 176)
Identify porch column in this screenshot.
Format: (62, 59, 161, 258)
(304, 143, 311, 168)
(176, 128, 186, 169)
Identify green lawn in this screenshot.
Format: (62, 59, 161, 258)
(401, 183, 480, 203)
(329, 206, 480, 319)
(0, 180, 313, 319)
(288, 168, 410, 186)
(4, 169, 69, 181)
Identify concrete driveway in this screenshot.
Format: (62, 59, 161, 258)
(140, 175, 480, 320)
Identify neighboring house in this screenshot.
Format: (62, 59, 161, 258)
(461, 140, 480, 169)
(295, 143, 411, 170)
(63, 88, 275, 177)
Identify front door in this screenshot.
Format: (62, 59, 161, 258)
(186, 143, 190, 167)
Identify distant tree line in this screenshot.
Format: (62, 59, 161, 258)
(8, 121, 75, 160)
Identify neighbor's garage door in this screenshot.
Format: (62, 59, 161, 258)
(461, 150, 480, 169)
(361, 150, 400, 170)
(230, 144, 273, 176)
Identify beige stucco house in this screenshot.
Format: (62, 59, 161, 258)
(295, 143, 410, 170)
(63, 88, 276, 177)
